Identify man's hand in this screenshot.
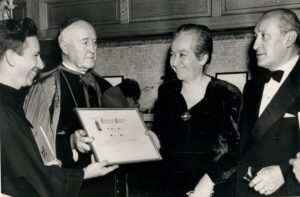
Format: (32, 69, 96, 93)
(189, 173, 214, 197)
(1, 193, 13, 197)
(70, 129, 94, 153)
(249, 165, 284, 195)
(83, 160, 119, 179)
(289, 152, 300, 183)
(45, 159, 62, 167)
(146, 130, 161, 150)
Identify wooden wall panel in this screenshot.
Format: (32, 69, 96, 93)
(45, 0, 119, 29)
(130, 0, 211, 22)
(32, 0, 300, 39)
(222, 0, 300, 15)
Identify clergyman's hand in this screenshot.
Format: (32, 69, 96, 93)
(45, 159, 62, 167)
(188, 173, 214, 197)
(249, 165, 284, 195)
(83, 160, 119, 179)
(71, 129, 94, 153)
(1, 193, 13, 197)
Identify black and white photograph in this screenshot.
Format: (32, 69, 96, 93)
(1, 1, 300, 197)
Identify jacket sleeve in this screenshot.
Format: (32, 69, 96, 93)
(1, 109, 84, 197)
(152, 83, 173, 145)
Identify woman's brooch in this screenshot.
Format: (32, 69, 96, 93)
(181, 111, 191, 121)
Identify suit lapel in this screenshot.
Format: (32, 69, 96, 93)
(239, 79, 265, 153)
(251, 60, 300, 141)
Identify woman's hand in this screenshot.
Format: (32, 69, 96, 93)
(190, 173, 215, 197)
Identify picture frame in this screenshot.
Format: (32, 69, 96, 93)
(215, 71, 248, 92)
(75, 108, 162, 165)
(103, 75, 124, 86)
(297, 112, 300, 143)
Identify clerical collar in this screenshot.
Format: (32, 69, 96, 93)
(62, 62, 86, 74)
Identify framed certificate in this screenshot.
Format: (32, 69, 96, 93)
(75, 108, 162, 164)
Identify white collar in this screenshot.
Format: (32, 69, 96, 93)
(275, 55, 299, 81)
(258, 55, 299, 116)
(62, 62, 86, 74)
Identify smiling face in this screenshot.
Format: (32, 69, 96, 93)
(61, 21, 97, 73)
(253, 15, 290, 70)
(170, 32, 205, 82)
(14, 36, 44, 88)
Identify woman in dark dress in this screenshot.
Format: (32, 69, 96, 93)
(153, 24, 242, 197)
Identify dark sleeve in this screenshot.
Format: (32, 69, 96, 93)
(280, 97, 300, 192)
(207, 83, 243, 184)
(153, 82, 173, 143)
(1, 109, 84, 197)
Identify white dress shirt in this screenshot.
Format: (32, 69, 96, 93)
(259, 55, 299, 116)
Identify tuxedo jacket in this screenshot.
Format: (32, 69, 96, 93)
(236, 60, 300, 197)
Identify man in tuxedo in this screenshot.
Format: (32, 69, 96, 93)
(236, 8, 300, 196)
(24, 18, 125, 197)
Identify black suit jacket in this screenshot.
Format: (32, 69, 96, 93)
(236, 59, 300, 197)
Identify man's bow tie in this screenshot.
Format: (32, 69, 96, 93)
(262, 69, 284, 83)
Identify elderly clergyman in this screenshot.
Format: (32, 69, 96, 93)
(24, 18, 122, 197)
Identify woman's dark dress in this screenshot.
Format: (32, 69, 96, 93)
(153, 78, 242, 197)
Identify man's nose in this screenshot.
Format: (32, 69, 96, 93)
(253, 37, 260, 51)
(88, 41, 97, 53)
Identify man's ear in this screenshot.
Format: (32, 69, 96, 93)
(4, 49, 16, 67)
(285, 31, 297, 48)
(59, 40, 69, 55)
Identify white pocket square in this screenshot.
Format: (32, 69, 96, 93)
(57, 131, 66, 135)
(283, 113, 296, 118)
